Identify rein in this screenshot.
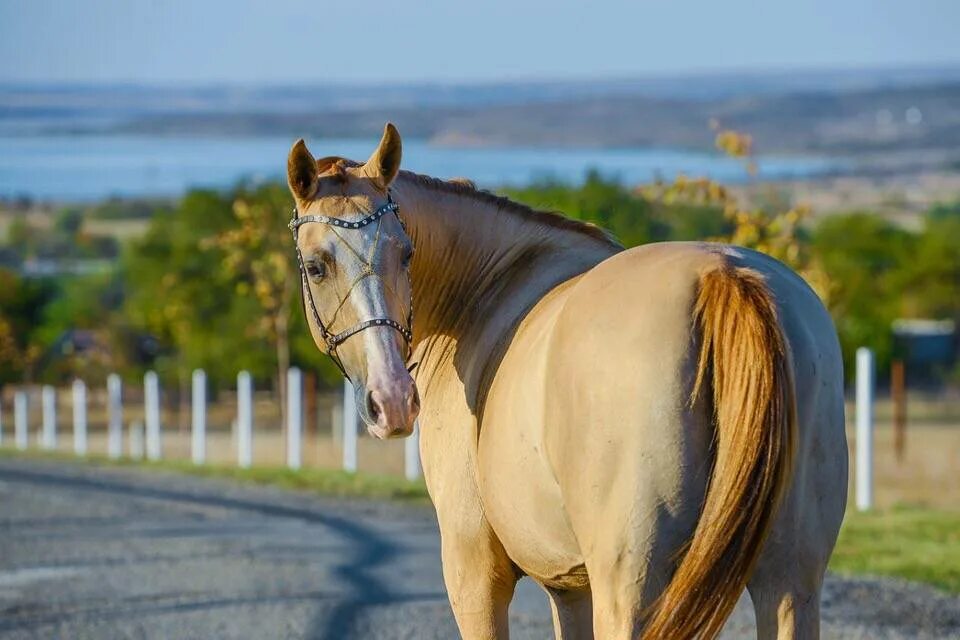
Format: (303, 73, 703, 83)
(288, 192, 413, 379)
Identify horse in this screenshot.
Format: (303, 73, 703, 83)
(285, 123, 848, 639)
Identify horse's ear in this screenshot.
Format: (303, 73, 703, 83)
(287, 139, 318, 199)
(363, 123, 402, 189)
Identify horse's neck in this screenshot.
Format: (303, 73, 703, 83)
(394, 175, 618, 408)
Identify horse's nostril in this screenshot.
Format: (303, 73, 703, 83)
(365, 390, 380, 421)
(411, 387, 420, 412)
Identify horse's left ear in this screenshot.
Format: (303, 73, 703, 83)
(287, 139, 318, 199)
(363, 122, 402, 189)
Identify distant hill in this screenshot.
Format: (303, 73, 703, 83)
(4, 67, 960, 160)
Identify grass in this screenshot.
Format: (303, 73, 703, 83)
(831, 507, 960, 593)
(0, 448, 430, 503)
(2, 449, 958, 593)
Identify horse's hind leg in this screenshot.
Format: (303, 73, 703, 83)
(748, 577, 823, 640)
(745, 488, 830, 640)
(545, 586, 593, 640)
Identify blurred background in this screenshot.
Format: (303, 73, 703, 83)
(0, 1, 958, 505)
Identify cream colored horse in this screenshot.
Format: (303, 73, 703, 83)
(286, 123, 848, 640)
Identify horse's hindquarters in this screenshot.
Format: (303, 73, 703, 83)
(479, 244, 719, 593)
(477, 241, 847, 638)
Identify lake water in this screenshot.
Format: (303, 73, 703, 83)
(0, 135, 844, 201)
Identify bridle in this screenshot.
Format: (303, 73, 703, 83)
(288, 191, 413, 380)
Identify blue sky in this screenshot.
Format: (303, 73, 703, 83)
(2, 0, 958, 83)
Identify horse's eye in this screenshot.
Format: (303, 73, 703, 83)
(305, 262, 326, 280)
(402, 248, 414, 268)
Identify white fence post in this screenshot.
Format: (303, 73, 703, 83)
(129, 420, 144, 459)
(72, 379, 87, 456)
(855, 347, 874, 511)
(41, 385, 56, 450)
(342, 379, 358, 473)
(405, 421, 421, 481)
(237, 371, 253, 469)
(191, 369, 206, 465)
(107, 374, 123, 459)
(14, 391, 27, 450)
(144, 371, 161, 461)
(287, 368, 302, 470)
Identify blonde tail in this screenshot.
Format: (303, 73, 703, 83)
(641, 262, 798, 639)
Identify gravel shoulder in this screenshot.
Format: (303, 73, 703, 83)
(0, 457, 957, 639)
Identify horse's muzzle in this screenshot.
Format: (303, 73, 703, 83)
(356, 375, 419, 439)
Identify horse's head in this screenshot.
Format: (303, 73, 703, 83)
(287, 123, 418, 439)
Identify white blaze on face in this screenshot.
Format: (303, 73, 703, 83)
(350, 264, 418, 439)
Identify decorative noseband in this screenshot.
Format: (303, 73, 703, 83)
(289, 193, 413, 380)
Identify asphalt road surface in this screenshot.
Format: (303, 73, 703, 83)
(1, 458, 958, 639)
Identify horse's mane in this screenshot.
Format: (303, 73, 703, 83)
(314, 155, 622, 249)
(399, 170, 623, 249)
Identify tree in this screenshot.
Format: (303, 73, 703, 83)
(121, 185, 338, 400)
(503, 170, 666, 247)
(203, 183, 299, 415)
(812, 213, 913, 376)
(903, 207, 960, 381)
(0, 316, 20, 382)
(640, 125, 830, 299)
(0, 268, 57, 383)
(123, 190, 242, 385)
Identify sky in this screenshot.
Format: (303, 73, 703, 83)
(1, 0, 959, 84)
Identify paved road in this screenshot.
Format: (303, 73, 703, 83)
(1, 458, 958, 639)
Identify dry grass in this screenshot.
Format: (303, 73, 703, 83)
(844, 396, 960, 510)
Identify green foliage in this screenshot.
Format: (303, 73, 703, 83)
(121, 185, 336, 389)
(508, 176, 957, 385)
(501, 170, 729, 247)
(0, 269, 57, 382)
(926, 199, 960, 222)
(2, 209, 118, 264)
(5, 217, 38, 259)
(86, 197, 174, 220)
(905, 210, 960, 320)
(1, 173, 957, 391)
(54, 208, 84, 237)
(811, 213, 914, 377)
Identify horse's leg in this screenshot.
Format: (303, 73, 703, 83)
(430, 445, 517, 638)
(748, 575, 823, 640)
(440, 523, 517, 640)
(747, 388, 845, 640)
(745, 473, 829, 640)
(581, 506, 683, 640)
(745, 487, 834, 640)
(545, 587, 593, 640)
